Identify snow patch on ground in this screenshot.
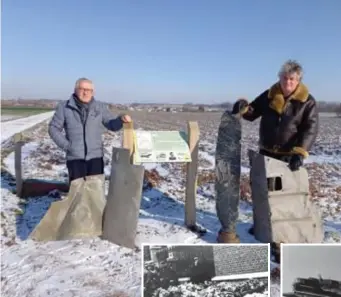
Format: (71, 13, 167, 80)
(1, 111, 54, 144)
(306, 154, 341, 164)
(3, 142, 39, 176)
(1, 115, 25, 122)
(1, 239, 141, 297)
(143, 163, 170, 177)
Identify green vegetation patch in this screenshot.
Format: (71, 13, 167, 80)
(1, 106, 54, 116)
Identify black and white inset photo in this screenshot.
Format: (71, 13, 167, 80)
(281, 244, 341, 297)
(142, 244, 270, 297)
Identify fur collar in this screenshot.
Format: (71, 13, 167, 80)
(268, 82, 309, 114)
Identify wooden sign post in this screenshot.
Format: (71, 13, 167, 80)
(14, 133, 24, 197)
(122, 121, 134, 164)
(185, 121, 199, 228)
(12, 133, 69, 198)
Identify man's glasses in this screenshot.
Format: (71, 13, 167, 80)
(78, 87, 93, 93)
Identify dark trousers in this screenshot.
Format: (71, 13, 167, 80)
(66, 157, 104, 182)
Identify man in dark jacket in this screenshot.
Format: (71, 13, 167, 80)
(233, 60, 319, 168)
(216, 60, 319, 244)
(189, 256, 215, 284)
(48, 77, 131, 182)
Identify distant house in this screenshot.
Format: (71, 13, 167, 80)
(198, 105, 205, 112)
(182, 106, 199, 112)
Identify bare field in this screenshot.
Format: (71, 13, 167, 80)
(121, 110, 341, 163)
(4, 109, 340, 200)
(3, 109, 340, 207)
(6, 109, 340, 215)
(132, 110, 341, 209)
(1, 110, 340, 297)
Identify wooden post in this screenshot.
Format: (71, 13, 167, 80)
(14, 133, 24, 197)
(123, 121, 134, 164)
(185, 121, 200, 228)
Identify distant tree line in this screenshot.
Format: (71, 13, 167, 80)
(316, 101, 341, 114)
(214, 100, 340, 114)
(1, 99, 340, 114)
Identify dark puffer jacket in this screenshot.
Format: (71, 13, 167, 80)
(241, 82, 319, 158)
(48, 95, 123, 161)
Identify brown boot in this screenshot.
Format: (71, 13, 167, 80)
(217, 230, 240, 243)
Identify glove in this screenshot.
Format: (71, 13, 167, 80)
(232, 99, 248, 115)
(289, 154, 304, 171)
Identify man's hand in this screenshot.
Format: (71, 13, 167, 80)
(232, 99, 248, 115)
(289, 154, 304, 171)
(121, 114, 132, 123)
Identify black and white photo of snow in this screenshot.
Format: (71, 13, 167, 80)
(143, 244, 269, 297)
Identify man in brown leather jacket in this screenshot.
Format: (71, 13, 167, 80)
(230, 60, 319, 257)
(233, 60, 319, 170)
(217, 60, 319, 244)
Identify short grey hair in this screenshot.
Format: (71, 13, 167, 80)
(74, 77, 93, 90)
(278, 60, 304, 81)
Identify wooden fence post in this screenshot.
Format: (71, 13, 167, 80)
(123, 121, 135, 164)
(14, 133, 24, 197)
(185, 121, 199, 228)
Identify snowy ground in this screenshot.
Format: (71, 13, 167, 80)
(143, 256, 269, 297)
(147, 280, 268, 297)
(0, 111, 55, 145)
(1, 110, 340, 297)
(1, 115, 24, 122)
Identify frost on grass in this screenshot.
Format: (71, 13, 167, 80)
(1, 111, 340, 296)
(1, 238, 141, 297)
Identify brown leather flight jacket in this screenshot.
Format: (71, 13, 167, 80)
(241, 82, 319, 158)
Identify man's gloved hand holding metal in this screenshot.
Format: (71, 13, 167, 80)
(289, 154, 304, 171)
(232, 99, 248, 115)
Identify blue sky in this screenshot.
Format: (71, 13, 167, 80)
(2, 0, 341, 103)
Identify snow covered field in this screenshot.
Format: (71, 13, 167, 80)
(1, 115, 24, 122)
(1, 111, 55, 145)
(1, 110, 340, 297)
